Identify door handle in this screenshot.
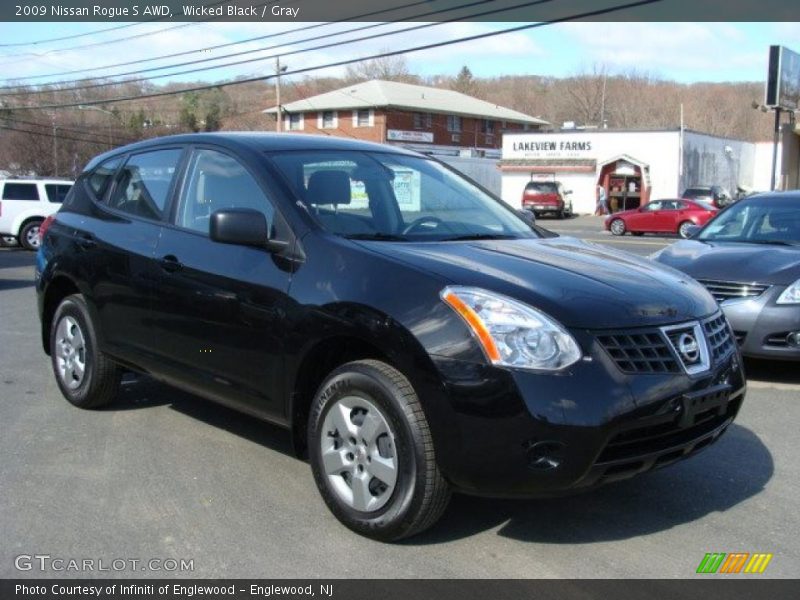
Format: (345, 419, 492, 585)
(158, 255, 183, 273)
(75, 232, 96, 249)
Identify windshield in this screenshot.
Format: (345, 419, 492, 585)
(525, 182, 558, 194)
(268, 150, 537, 241)
(697, 197, 800, 244)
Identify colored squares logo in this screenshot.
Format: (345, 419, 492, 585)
(696, 553, 773, 574)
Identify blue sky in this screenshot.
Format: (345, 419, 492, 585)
(0, 21, 797, 86)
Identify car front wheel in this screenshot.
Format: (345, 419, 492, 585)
(609, 218, 626, 236)
(50, 295, 121, 409)
(308, 359, 450, 541)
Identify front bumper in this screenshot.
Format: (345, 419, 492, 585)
(430, 323, 745, 498)
(720, 288, 800, 360)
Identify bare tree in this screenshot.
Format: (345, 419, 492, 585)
(344, 53, 418, 83)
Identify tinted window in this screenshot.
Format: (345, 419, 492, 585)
(176, 149, 274, 235)
(89, 157, 122, 199)
(109, 149, 182, 220)
(2, 183, 39, 201)
(524, 182, 557, 194)
(45, 184, 72, 203)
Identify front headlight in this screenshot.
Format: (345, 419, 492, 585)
(441, 286, 582, 371)
(777, 279, 800, 304)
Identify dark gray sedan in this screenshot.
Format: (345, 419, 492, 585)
(653, 192, 800, 361)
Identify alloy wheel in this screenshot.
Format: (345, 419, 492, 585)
(25, 226, 40, 249)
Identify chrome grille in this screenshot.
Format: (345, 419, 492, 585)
(596, 332, 680, 374)
(596, 312, 734, 375)
(696, 279, 770, 303)
(703, 314, 736, 364)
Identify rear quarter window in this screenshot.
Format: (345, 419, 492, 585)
(88, 156, 123, 200)
(45, 184, 72, 203)
(2, 183, 40, 201)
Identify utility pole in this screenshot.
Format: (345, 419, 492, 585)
(770, 107, 782, 191)
(51, 114, 58, 177)
(275, 57, 287, 133)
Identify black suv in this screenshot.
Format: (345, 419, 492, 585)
(36, 133, 745, 541)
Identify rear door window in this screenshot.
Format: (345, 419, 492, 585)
(45, 184, 72, 203)
(2, 183, 40, 201)
(88, 157, 123, 200)
(109, 149, 182, 220)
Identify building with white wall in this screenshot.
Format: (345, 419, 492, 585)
(500, 128, 760, 214)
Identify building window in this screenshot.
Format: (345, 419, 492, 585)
(483, 119, 495, 134)
(318, 110, 337, 129)
(485, 134, 495, 145)
(413, 112, 432, 129)
(287, 113, 304, 131)
(353, 109, 373, 127)
(451, 133, 461, 143)
(446, 115, 462, 132)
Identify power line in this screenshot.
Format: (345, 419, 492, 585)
(0, 23, 148, 49)
(1, 0, 491, 94)
(2, 117, 137, 145)
(1, 0, 547, 97)
(2, 0, 663, 114)
(2, 0, 432, 84)
(0, 123, 117, 147)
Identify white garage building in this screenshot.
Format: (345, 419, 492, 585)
(500, 128, 760, 214)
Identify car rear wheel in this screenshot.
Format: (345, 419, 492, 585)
(678, 221, 694, 239)
(50, 295, 121, 409)
(308, 359, 450, 541)
(19, 220, 43, 251)
(609, 218, 626, 236)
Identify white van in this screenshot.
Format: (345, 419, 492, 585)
(0, 178, 73, 250)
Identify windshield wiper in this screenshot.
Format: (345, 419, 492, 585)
(440, 233, 519, 241)
(344, 232, 409, 242)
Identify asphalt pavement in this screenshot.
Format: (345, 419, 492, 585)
(1, 218, 798, 578)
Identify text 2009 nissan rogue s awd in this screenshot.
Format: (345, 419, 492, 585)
(36, 133, 745, 541)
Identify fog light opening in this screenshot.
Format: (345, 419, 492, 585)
(525, 440, 566, 471)
(787, 331, 800, 348)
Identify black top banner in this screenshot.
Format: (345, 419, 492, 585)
(1, 0, 799, 22)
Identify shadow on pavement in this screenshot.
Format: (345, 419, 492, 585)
(112, 374, 294, 456)
(411, 423, 771, 545)
(744, 358, 800, 385)
(0, 278, 34, 290)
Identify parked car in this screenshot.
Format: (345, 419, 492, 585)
(652, 192, 800, 361)
(682, 185, 732, 209)
(0, 178, 73, 250)
(521, 180, 573, 219)
(36, 133, 745, 541)
(605, 199, 718, 238)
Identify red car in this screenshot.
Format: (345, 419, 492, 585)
(521, 180, 573, 219)
(605, 198, 718, 238)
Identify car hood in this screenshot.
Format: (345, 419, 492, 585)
(655, 240, 800, 285)
(358, 236, 717, 329)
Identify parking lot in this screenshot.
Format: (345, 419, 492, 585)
(1, 216, 798, 578)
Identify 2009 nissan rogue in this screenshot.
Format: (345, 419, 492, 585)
(36, 133, 745, 541)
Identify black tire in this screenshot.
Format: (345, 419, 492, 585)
(19, 219, 43, 251)
(609, 218, 626, 236)
(50, 294, 121, 409)
(308, 359, 451, 541)
(557, 207, 565, 219)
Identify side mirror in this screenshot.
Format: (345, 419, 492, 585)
(517, 208, 536, 226)
(684, 224, 701, 239)
(210, 208, 287, 252)
(564, 189, 573, 195)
